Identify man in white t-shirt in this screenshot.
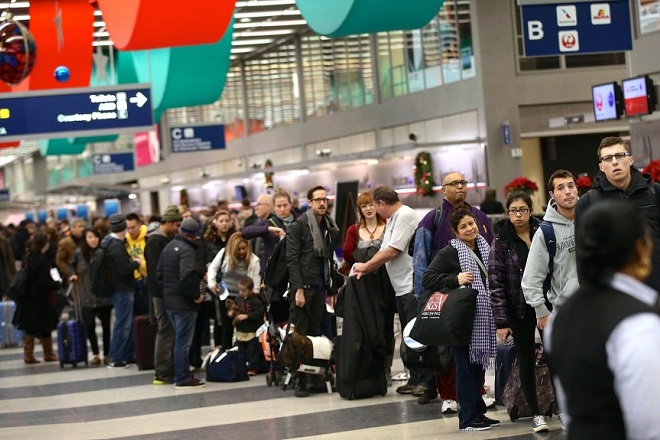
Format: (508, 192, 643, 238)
(353, 186, 421, 389)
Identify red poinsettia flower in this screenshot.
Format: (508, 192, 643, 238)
(504, 177, 539, 195)
(576, 176, 593, 189)
(643, 160, 660, 183)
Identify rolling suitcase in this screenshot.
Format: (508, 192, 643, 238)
(495, 340, 518, 406)
(133, 314, 157, 370)
(57, 284, 88, 368)
(1, 300, 25, 348)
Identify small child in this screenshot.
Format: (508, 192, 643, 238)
(226, 277, 265, 375)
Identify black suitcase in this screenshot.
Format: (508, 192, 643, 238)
(335, 335, 387, 400)
(133, 315, 157, 370)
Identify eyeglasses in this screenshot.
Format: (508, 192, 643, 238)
(443, 180, 468, 188)
(600, 152, 631, 163)
(312, 197, 329, 204)
(360, 203, 375, 210)
(508, 208, 530, 215)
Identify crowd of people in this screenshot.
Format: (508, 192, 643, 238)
(2, 136, 659, 437)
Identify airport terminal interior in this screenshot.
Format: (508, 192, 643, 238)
(2, 0, 660, 439)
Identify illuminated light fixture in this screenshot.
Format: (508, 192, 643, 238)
(239, 17, 251, 22)
(0, 2, 30, 7)
(234, 9, 301, 19)
(236, 0, 295, 6)
(233, 29, 291, 37)
(128, 193, 137, 200)
(232, 38, 273, 45)
(231, 47, 257, 54)
(234, 19, 307, 29)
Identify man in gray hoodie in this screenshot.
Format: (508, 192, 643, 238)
(522, 169, 580, 331)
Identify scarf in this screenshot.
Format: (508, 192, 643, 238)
(450, 235, 496, 370)
(305, 209, 338, 259)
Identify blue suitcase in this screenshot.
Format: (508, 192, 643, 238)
(495, 341, 518, 406)
(57, 285, 88, 368)
(1, 300, 25, 348)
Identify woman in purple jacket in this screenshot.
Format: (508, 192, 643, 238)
(487, 191, 548, 433)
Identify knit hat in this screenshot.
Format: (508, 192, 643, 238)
(161, 205, 183, 222)
(180, 218, 199, 235)
(109, 214, 126, 233)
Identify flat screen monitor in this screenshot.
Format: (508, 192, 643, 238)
(592, 82, 622, 122)
(622, 75, 656, 117)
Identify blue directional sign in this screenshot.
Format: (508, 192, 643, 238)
(92, 152, 136, 175)
(0, 189, 9, 202)
(0, 84, 153, 142)
(170, 124, 226, 153)
(521, 1, 632, 57)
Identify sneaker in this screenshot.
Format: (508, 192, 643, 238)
(411, 385, 428, 396)
(175, 378, 205, 389)
(417, 390, 438, 405)
(482, 394, 496, 408)
(107, 361, 129, 369)
(461, 421, 491, 431)
(482, 416, 500, 427)
(396, 384, 415, 395)
(558, 412, 567, 432)
(153, 376, 174, 385)
(392, 371, 410, 381)
(532, 415, 549, 433)
(441, 399, 458, 414)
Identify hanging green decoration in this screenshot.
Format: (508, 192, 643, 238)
(413, 151, 435, 197)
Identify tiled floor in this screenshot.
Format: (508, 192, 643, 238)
(0, 338, 564, 440)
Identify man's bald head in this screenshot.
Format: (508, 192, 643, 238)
(255, 194, 274, 220)
(441, 171, 468, 207)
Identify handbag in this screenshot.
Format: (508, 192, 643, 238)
(7, 266, 28, 301)
(409, 287, 478, 346)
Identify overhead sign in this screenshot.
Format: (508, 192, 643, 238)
(521, 1, 632, 57)
(0, 84, 154, 142)
(92, 152, 135, 175)
(170, 124, 226, 153)
(0, 188, 9, 202)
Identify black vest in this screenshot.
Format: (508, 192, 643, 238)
(550, 286, 657, 439)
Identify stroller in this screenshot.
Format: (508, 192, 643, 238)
(278, 329, 334, 394)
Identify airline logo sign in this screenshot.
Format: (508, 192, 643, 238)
(557, 6, 577, 26)
(591, 4, 611, 24)
(522, 1, 631, 57)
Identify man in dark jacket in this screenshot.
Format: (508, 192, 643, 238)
(157, 218, 205, 389)
(286, 185, 339, 397)
(144, 205, 182, 385)
(576, 136, 660, 291)
(105, 214, 142, 368)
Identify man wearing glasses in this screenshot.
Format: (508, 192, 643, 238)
(410, 171, 493, 411)
(286, 185, 340, 397)
(576, 136, 660, 291)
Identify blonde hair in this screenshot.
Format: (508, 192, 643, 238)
(226, 233, 253, 272)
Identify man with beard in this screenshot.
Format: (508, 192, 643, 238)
(576, 136, 660, 292)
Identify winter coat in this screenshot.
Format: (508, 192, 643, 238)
(70, 248, 113, 309)
(157, 235, 202, 311)
(488, 216, 541, 328)
(576, 167, 660, 292)
(144, 230, 172, 299)
(13, 251, 60, 336)
(103, 235, 140, 293)
(241, 214, 297, 275)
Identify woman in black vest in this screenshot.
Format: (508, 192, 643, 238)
(549, 200, 660, 439)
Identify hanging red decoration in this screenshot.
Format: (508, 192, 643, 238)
(0, 15, 36, 86)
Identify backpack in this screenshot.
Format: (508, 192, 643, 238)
(539, 221, 556, 311)
(89, 240, 114, 297)
(264, 236, 288, 291)
(408, 204, 444, 256)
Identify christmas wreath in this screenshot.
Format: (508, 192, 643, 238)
(413, 151, 435, 197)
(503, 177, 538, 196)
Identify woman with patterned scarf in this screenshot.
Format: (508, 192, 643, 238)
(422, 206, 498, 432)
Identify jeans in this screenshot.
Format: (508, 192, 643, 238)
(153, 297, 175, 381)
(236, 337, 262, 371)
(453, 345, 487, 429)
(167, 309, 198, 384)
(108, 291, 135, 362)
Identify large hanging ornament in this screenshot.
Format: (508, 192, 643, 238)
(413, 151, 435, 197)
(0, 13, 37, 86)
(54, 65, 70, 82)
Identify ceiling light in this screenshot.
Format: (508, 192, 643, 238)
(234, 19, 307, 29)
(234, 10, 301, 19)
(231, 47, 257, 54)
(232, 38, 274, 46)
(128, 193, 137, 200)
(236, 0, 296, 7)
(233, 29, 291, 38)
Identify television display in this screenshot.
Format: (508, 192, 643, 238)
(592, 82, 622, 122)
(622, 75, 656, 117)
